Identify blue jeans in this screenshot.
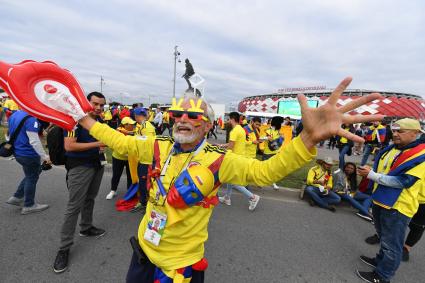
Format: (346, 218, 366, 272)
(338, 144, 351, 169)
(305, 186, 341, 208)
(372, 205, 411, 281)
(339, 192, 372, 216)
(361, 144, 374, 166)
(223, 184, 254, 199)
(14, 155, 41, 207)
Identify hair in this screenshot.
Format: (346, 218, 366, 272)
(271, 116, 284, 130)
(344, 162, 358, 190)
(252, 116, 261, 123)
(87, 91, 105, 101)
(229, 112, 240, 122)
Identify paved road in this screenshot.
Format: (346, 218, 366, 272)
(1, 156, 422, 283)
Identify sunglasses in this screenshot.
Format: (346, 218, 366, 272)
(169, 110, 209, 121)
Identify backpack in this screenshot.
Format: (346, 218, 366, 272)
(268, 136, 283, 151)
(46, 125, 66, 165)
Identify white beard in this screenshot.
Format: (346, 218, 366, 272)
(173, 123, 198, 144)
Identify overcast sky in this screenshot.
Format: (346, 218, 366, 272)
(1, 0, 424, 105)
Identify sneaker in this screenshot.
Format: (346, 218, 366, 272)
(272, 183, 279, 190)
(356, 270, 389, 283)
(327, 206, 336, 212)
(6, 196, 24, 207)
(360, 255, 377, 268)
(356, 212, 373, 222)
(21, 203, 49, 215)
(53, 249, 69, 274)
(308, 199, 316, 207)
(402, 246, 409, 262)
(79, 226, 106, 237)
(131, 203, 146, 214)
(248, 194, 260, 211)
(219, 196, 231, 206)
(106, 191, 117, 200)
(365, 234, 380, 245)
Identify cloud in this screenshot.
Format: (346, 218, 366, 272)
(0, 0, 424, 106)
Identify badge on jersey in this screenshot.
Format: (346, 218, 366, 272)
(144, 209, 167, 246)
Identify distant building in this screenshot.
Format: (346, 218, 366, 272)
(239, 89, 425, 121)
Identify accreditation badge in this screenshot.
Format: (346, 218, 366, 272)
(144, 209, 167, 246)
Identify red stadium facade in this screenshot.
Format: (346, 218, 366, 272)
(238, 89, 425, 121)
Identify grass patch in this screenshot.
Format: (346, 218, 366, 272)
(0, 125, 6, 143)
(276, 160, 315, 189)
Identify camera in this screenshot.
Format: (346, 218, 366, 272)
(41, 161, 52, 171)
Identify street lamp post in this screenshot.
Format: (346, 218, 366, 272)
(100, 76, 105, 93)
(173, 46, 181, 98)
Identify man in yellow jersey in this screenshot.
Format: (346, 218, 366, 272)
(244, 116, 262, 159)
(218, 112, 260, 211)
(357, 118, 425, 283)
(132, 107, 156, 213)
(75, 77, 381, 283)
(263, 116, 284, 190)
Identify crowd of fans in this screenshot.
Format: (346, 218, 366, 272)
(1, 91, 425, 283)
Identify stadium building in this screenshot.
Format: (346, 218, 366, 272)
(238, 88, 425, 121)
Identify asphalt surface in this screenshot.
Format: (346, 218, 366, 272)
(0, 147, 424, 283)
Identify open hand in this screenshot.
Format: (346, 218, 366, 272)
(298, 77, 384, 149)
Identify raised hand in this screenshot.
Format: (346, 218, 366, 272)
(298, 77, 384, 149)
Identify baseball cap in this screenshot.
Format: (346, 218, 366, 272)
(392, 118, 424, 133)
(121, 117, 136, 125)
(322, 157, 334, 165)
(134, 107, 147, 116)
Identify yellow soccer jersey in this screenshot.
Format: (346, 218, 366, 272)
(89, 122, 315, 272)
(373, 147, 425, 218)
(244, 124, 258, 159)
(306, 165, 333, 189)
(263, 128, 282, 155)
(136, 121, 156, 137)
(229, 124, 246, 156)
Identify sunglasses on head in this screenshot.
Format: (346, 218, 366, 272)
(169, 110, 209, 121)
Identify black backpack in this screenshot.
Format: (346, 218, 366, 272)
(46, 125, 66, 165)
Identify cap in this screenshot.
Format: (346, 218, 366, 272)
(134, 107, 147, 116)
(392, 118, 424, 133)
(121, 117, 136, 125)
(322, 157, 334, 165)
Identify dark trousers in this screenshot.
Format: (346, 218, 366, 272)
(111, 157, 131, 191)
(14, 155, 41, 207)
(126, 251, 205, 283)
(405, 203, 425, 247)
(60, 165, 104, 250)
(372, 205, 411, 281)
(137, 164, 149, 206)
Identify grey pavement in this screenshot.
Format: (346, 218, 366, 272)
(0, 152, 423, 282)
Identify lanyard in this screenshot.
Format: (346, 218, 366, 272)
(158, 139, 207, 191)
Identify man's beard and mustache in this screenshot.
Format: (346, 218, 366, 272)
(173, 122, 199, 144)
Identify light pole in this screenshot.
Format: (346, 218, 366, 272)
(173, 46, 181, 98)
(100, 76, 105, 93)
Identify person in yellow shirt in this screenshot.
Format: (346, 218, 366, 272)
(218, 112, 260, 211)
(162, 109, 171, 135)
(243, 117, 261, 159)
(263, 116, 284, 190)
(133, 107, 156, 213)
(357, 118, 425, 283)
(106, 117, 136, 200)
(74, 77, 381, 283)
(304, 157, 340, 212)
